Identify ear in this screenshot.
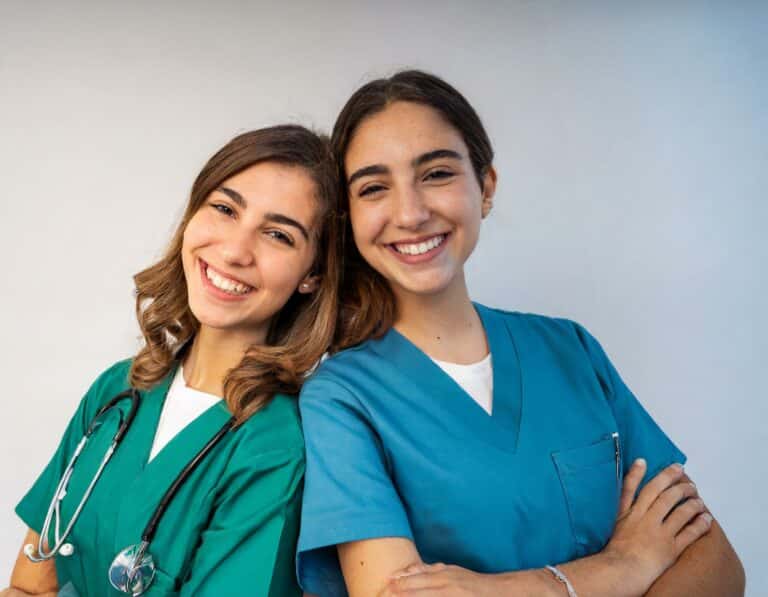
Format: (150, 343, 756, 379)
(480, 165, 497, 219)
(297, 274, 321, 294)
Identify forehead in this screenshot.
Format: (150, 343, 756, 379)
(220, 161, 319, 216)
(224, 161, 315, 198)
(345, 101, 468, 171)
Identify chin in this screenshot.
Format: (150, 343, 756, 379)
(395, 271, 457, 297)
(187, 300, 239, 330)
(192, 312, 240, 331)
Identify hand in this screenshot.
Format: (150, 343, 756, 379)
(381, 563, 506, 596)
(603, 459, 713, 595)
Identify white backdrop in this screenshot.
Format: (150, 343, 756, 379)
(1, 1, 765, 592)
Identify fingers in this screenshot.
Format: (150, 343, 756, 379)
(618, 458, 647, 516)
(664, 497, 707, 534)
(649, 480, 699, 523)
(674, 511, 714, 553)
(633, 462, 686, 514)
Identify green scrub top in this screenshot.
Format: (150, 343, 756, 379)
(16, 359, 304, 597)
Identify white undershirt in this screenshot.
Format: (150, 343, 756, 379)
(148, 365, 222, 461)
(431, 353, 494, 414)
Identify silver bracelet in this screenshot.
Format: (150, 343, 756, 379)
(545, 564, 578, 597)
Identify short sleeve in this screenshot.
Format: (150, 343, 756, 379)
(573, 323, 687, 484)
(179, 447, 305, 597)
(15, 362, 125, 535)
(296, 376, 413, 597)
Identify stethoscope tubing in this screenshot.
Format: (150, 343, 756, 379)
(26, 385, 235, 572)
(26, 390, 140, 562)
(141, 417, 234, 543)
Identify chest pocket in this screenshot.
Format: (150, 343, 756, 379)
(551, 434, 621, 556)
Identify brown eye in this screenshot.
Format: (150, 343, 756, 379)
(359, 184, 386, 198)
(424, 169, 453, 181)
(211, 203, 235, 217)
(266, 230, 294, 246)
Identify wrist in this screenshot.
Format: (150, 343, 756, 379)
(495, 568, 562, 597)
(592, 548, 647, 597)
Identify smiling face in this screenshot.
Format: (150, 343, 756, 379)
(181, 161, 320, 342)
(345, 101, 496, 301)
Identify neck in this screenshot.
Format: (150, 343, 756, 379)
(182, 325, 267, 396)
(393, 270, 487, 363)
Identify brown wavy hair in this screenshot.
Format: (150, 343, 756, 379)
(130, 125, 340, 424)
(330, 70, 494, 352)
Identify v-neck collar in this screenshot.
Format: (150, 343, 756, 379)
(383, 303, 523, 454)
(112, 363, 232, 556)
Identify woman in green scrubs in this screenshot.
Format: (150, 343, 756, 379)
(297, 71, 745, 596)
(5, 125, 339, 596)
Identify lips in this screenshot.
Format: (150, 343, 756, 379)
(385, 232, 451, 264)
(199, 259, 254, 296)
(391, 233, 447, 256)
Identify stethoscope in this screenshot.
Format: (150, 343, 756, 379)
(24, 388, 235, 596)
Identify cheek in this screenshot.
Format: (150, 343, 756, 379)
(350, 203, 387, 250)
(260, 247, 316, 295)
(182, 212, 212, 254)
(448, 182, 483, 232)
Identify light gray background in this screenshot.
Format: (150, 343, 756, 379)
(1, 0, 765, 592)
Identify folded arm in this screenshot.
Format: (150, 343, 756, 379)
(643, 475, 744, 597)
(340, 463, 743, 597)
(4, 528, 58, 596)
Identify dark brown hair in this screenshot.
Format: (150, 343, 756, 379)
(330, 70, 494, 351)
(130, 125, 340, 424)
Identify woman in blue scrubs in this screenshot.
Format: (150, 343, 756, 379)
(5, 125, 339, 596)
(297, 72, 744, 596)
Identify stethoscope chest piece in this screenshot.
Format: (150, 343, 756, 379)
(108, 541, 156, 596)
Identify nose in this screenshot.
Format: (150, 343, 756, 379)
(391, 184, 430, 230)
(219, 229, 255, 267)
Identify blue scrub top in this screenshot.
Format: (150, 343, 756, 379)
(297, 305, 686, 597)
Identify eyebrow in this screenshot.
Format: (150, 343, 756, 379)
(217, 186, 247, 207)
(346, 148, 464, 187)
(264, 212, 309, 240)
(347, 165, 389, 187)
(412, 149, 463, 168)
(216, 187, 310, 240)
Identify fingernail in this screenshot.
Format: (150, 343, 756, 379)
(635, 458, 646, 467)
(672, 462, 684, 472)
(703, 513, 713, 524)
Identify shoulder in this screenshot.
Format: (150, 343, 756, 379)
(214, 394, 305, 501)
(477, 302, 586, 338)
(78, 357, 134, 415)
(300, 340, 382, 406)
(297, 346, 386, 434)
(301, 336, 384, 399)
(92, 357, 134, 391)
(234, 393, 304, 457)
(476, 303, 609, 360)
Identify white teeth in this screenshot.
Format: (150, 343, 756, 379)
(205, 265, 252, 295)
(393, 234, 445, 256)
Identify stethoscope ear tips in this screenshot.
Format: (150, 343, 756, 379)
(23, 542, 74, 559)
